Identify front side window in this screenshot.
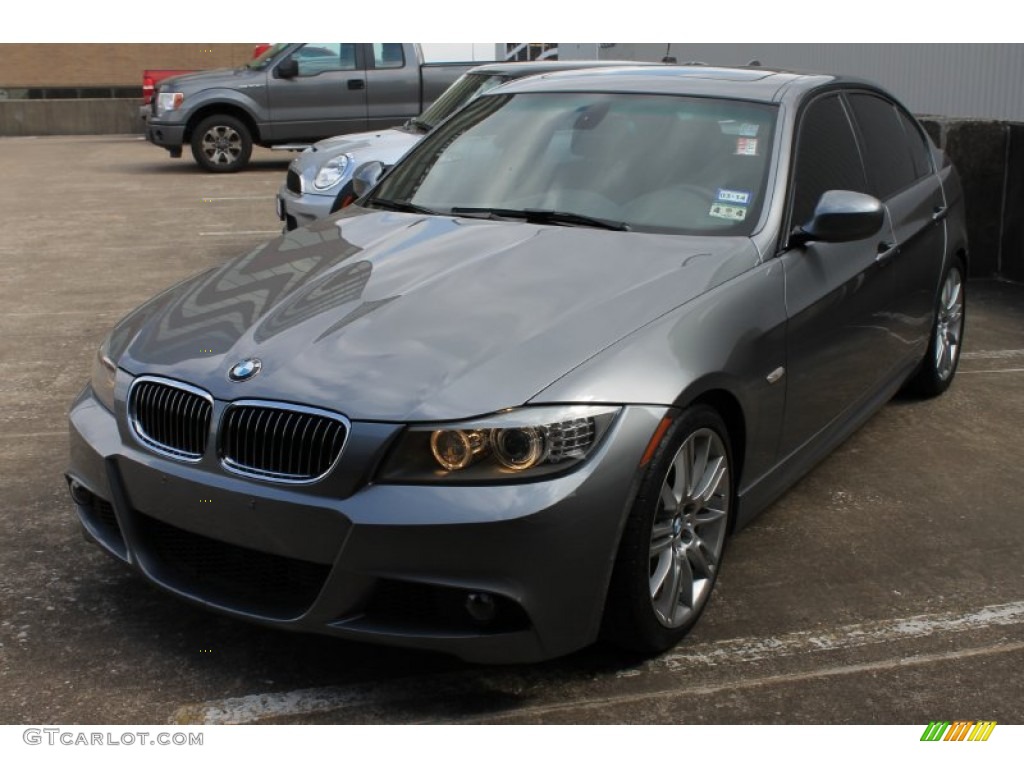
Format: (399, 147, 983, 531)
(294, 44, 357, 76)
(790, 94, 869, 228)
(367, 92, 778, 236)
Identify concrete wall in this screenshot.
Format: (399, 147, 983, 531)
(0, 99, 140, 136)
(923, 120, 1024, 284)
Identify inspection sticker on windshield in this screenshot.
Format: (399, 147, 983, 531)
(735, 137, 759, 156)
(716, 189, 751, 205)
(709, 203, 748, 221)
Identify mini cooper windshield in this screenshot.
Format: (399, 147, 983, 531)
(366, 92, 778, 236)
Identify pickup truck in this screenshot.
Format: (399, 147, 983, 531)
(146, 43, 482, 172)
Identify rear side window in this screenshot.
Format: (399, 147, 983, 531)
(372, 43, 405, 69)
(847, 93, 918, 199)
(790, 94, 869, 228)
(897, 108, 934, 179)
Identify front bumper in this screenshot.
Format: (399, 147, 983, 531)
(276, 184, 337, 231)
(145, 120, 186, 153)
(67, 382, 665, 663)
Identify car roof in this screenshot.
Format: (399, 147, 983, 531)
(487, 64, 879, 104)
(466, 60, 661, 78)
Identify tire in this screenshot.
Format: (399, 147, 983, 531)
(903, 257, 966, 398)
(603, 405, 734, 655)
(190, 115, 253, 173)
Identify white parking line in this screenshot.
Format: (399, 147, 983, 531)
(199, 196, 274, 201)
(959, 368, 1024, 374)
(170, 599, 1024, 725)
(961, 349, 1024, 359)
(197, 230, 282, 237)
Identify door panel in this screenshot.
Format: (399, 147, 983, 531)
(266, 43, 368, 141)
(779, 93, 900, 457)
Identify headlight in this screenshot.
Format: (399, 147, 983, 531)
(155, 91, 184, 116)
(378, 405, 620, 483)
(90, 340, 117, 412)
(313, 154, 352, 191)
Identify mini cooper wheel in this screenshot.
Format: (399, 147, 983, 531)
(904, 257, 966, 398)
(604, 405, 733, 654)
(191, 115, 253, 173)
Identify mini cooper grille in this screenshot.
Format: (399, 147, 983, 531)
(286, 168, 302, 194)
(220, 404, 348, 481)
(130, 380, 212, 460)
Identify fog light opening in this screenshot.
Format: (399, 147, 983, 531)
(68, 479, 94, 507)
(465, 592, 498, 623)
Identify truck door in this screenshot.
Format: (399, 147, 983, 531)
(363, 43, 421, 129)
(266, 43, 369, 141)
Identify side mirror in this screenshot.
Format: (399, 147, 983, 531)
(351, 161, 385, 198)
(275, 57, 299, 79)
(790, 190, 884, 246)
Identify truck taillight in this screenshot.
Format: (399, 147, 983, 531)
(142, 76, 155, 105)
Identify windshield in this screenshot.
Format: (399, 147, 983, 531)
(368, 92, 778, 236)
(416, 73, 509, 129)
(246, 43, 290, 70)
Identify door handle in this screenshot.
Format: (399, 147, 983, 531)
(931, 205, 947, 222)
(876, 241, 899, 263)
(347, 79, 366, 90)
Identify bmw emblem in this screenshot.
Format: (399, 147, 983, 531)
(229, 358, 262, 382)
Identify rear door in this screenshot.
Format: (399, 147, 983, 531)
(363, 43, 421, 129)
(266, 43, 369, 140)
(778, 92, 902, 457)
(845, 92, 947, 359)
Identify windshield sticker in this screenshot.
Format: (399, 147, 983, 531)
(735, 137, 759, 156)
(721, 122, 761, 137)
(709, 204, 748, 221)
(716, 189, 751, 205)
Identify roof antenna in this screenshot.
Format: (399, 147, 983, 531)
(661, 43, 677, 64)
(747, 59, 762, 67)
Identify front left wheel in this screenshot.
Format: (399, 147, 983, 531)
(603, 405, 733, 655)
(190, 115, 253, 173)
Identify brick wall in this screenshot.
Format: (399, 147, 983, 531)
(0, 44, 263, 88)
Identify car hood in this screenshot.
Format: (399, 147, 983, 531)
(309, 127, 419, 155)
(116, 211, 759, 421)
(163, 67, 258, 93)
(291, 128, 422, 176)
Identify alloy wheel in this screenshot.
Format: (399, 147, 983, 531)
(648, 427, 730, 628)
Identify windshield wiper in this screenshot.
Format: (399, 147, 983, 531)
(367, 197, 440, 215)
(450, 207, 630, 232)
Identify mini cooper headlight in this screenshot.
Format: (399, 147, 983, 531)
(379, 405, 620, 483)
(313, 154, 352, 191)
(90, 340, 117, 412)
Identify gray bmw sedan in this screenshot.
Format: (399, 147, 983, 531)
(68, 66, 967, 663)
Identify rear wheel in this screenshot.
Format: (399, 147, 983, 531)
(190, 115, 252, 173)
(904, 258, 966, 397)
(604, 405, 733, 654)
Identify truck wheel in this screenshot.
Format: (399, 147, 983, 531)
(190, 115, 252, 173)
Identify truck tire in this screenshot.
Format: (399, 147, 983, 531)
(190, 115, 253, 173)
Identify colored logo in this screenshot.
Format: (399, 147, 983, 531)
(228, 358, 262, 382)
(920, 721, 997, 742)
